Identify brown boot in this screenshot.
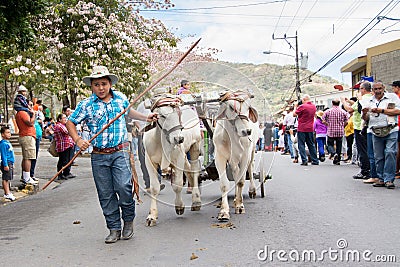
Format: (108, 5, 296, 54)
(121, 221, 134, 240)
(105, 230, 121, 244)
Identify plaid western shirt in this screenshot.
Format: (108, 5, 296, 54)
(69, 90, 129, 149)
(53, 122, 75, 152)
(322, 106, 349, 137)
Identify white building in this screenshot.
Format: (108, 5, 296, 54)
(311, 89, 354, 111)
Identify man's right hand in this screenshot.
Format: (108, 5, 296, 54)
(76, 138, 90, 150)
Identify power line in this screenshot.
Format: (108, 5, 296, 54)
(300, 0, 399, 83)
(295, 0, 318, 32)
(307, 0, 365, 55)
(140, 0, 288, 12)
(142, 9, 375, 21)
(285, 0, 304, 32)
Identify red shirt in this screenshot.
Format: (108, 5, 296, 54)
(295, 101, 316, 132)
(15, 111, 36, 137)
(53, 122, 74, 152)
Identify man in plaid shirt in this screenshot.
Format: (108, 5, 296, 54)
(322, 99, 349, 165)
(53, 113, 75, 180)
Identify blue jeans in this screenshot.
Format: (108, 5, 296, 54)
(327, 136, 343, 158)
(256, 138, 264, 151)
(354, 129, 370, 176)
(91, 151, 135, 230)
(297, 132, 319, 164)
(316, 136, 326, 157)
(372, 132, 398, 183)
(367, 133, 377, 178)
(284, 132, 295, 158)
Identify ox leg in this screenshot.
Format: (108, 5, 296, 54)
(188, 145, 201, 211)
(145, 159, 160, 227)
(232, 164, 245, 215)
(171, 156, 185, 215)
(215, 156, 230, 221)
(248, 150, 257, 199)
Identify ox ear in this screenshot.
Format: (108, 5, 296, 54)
(144, 98, 152, 109)
(249, 107, 258, 123)
(216, 102, 227, 120)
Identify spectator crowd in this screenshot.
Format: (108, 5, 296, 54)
(272, 80, 400, 189)
(2, 79, 400, 203)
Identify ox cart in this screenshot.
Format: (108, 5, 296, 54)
(179, 91, 272, 198)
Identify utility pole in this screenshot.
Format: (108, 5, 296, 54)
(272, 31, 301, 101)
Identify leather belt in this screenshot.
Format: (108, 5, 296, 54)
(92, 142, 129, 154)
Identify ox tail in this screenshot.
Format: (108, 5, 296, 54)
(129, 152, 142, 203)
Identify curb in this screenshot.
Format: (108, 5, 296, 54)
(1, 178, 60, 205)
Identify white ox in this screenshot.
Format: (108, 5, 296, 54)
(213, 90, 259, 221)
(143, 95, 202, 226)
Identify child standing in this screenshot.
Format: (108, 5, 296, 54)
(0, 126, 16, 201)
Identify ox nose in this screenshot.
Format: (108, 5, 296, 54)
(174, 136, 184, 144)
(241, 128, 252, 136)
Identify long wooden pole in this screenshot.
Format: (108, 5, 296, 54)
(42, 38, 201, 190)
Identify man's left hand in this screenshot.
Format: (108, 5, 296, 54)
(147, 113, 159, 122)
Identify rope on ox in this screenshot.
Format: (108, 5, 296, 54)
(42, 38, 202, 202)
(218, 90, 258, 123)
(219, 90, 251, 103)
(150, 95, 183, 112)
(149, 95, 201, 131)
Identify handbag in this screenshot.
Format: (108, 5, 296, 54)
(371, 124, 396, 137)
(47, 139, 59, 157)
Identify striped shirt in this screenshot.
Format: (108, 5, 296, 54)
(53, 122, 74, 152)
(322, 106, 349, 138)
(68, 90, 129, 149)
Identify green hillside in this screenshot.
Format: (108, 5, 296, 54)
(169, 61, 345, 120)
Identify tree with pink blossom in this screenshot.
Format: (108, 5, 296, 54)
(5, 0, 178, 108)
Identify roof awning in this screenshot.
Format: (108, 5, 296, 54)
(340, 56, 367, 73)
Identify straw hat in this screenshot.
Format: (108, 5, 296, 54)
(82, 66, 118, 86)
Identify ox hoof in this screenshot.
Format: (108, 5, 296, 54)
(249, 191, 256, 199)
(191, 202, 201, 211)
(175, 206, 185, 215)
(217, 211, 230, 222)
(235, 206, 245, 214)
(146, 217, 157, 227)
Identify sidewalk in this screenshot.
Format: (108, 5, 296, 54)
(0, 147, 91, 204)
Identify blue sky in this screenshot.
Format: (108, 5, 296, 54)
(141, 0, 400, 86)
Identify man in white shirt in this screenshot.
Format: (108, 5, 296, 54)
(282, 106, 297, 159)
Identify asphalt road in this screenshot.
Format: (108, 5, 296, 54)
(1, 151, 399, 266)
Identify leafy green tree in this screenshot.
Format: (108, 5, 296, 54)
(0, 0, 48, 121)
(0, 0, 48, 49)
(5, 0, 178, 108)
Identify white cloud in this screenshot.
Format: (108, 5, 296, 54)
(142, 0, 400, 85)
